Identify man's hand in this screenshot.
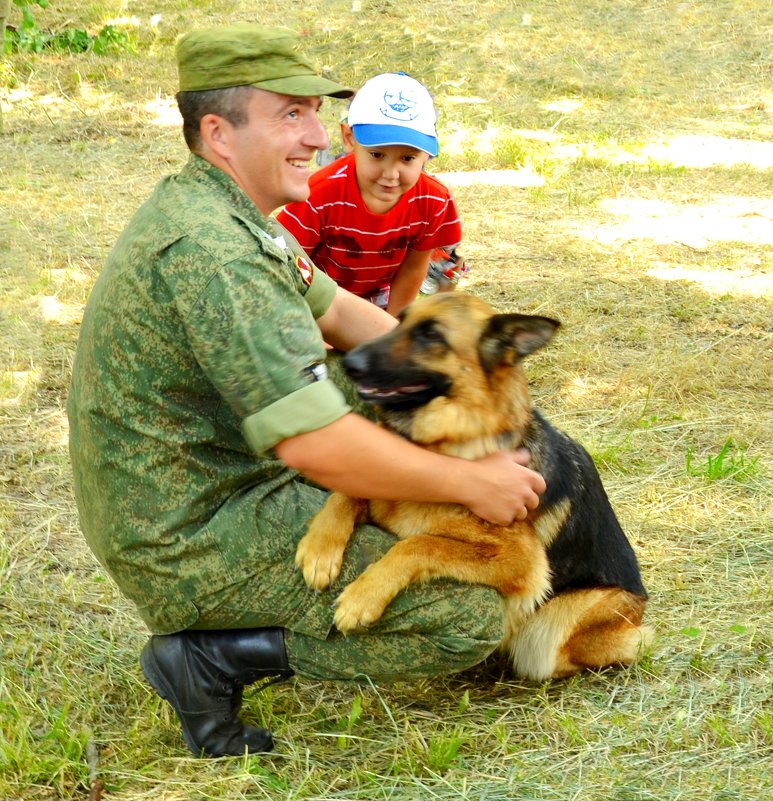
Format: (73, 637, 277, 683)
(460, 448, 545, 526)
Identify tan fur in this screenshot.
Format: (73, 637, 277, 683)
(533, 497, 571, 549)
(504, 588, 654, 681)
(299, 489, 552, 633)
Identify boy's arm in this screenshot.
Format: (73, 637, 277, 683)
(385, 249, 433, 316)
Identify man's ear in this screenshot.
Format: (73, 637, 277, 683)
(199, 113, 232, 159)
(479, 313, 561, 371)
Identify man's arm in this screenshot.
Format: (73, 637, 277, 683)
(275, 413, 545, 526)
(316, 285, 397, 351)
(386, 249, 432, 317)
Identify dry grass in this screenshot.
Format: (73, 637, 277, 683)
(1, 1, 771, 799)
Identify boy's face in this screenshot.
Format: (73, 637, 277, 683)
(342, 124, 431, 214)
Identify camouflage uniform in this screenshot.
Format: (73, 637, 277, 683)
(68, 154, 503, 682)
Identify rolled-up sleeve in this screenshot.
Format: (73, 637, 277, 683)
(242, 378, 348, 454)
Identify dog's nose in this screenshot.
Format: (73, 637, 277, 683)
(342, 347, 371, 379)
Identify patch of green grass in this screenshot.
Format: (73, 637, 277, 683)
(459, 142, 487, 170)
(492, 135, 529, 168)
(643, 157, 687, 177)
(5, 2, 135, 55)
(425, 727, 467, 773)
(336, 693, 364, 748)
(686, 438, 760, 482)
(571, 153, 609, 172)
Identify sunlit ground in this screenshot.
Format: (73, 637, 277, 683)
(439, 131, 773, 299)
(570, 193, 773, 251)
(436, 167, 546, 187)
(644, 263, 770, 297)
(640, 134, 773, 169)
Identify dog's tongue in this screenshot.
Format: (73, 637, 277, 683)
(358, 383, 428, 399)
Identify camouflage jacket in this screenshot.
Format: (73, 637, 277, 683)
(67, 154, 350, 632)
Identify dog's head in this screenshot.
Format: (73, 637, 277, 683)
(343, 293, 560, 444)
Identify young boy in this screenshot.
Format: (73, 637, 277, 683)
(277, 72, 463, 316)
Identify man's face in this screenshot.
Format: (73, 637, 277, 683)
(224, 89, 329, 216)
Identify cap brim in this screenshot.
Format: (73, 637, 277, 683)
(351, 124, 438, 157)
(254, 75, 354, 99)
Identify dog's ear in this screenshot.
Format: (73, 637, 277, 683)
(479, 314, 561, 370)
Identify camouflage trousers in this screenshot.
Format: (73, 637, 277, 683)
(190, 517, 504, 682)
(186, 355, 504, 681)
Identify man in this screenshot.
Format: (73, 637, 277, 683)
(67, 23, 546, 758)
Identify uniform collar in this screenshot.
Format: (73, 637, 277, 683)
(182, 154, 270, 231)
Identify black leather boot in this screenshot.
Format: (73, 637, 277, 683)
(140, 627, 294, 757)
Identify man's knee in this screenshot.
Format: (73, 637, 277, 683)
(422, 582, 504, 669)
(374, 578, 504, 675)
(285, 582, 504, 682)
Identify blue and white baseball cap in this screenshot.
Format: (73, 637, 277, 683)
(347, 72, 438, 157)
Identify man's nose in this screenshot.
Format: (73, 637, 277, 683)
(304, 113, 329, 150)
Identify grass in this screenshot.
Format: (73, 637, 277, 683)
(2, 0, 772, 799)
(686, 438, 761, 482)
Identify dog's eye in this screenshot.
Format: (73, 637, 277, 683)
(412, 322, 447, 347)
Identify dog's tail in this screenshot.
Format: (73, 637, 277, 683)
(501, 587, 652, 681)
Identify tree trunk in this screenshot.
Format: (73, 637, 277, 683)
(0, 0, 10, 133)
(0, 0, 8, 39)
(0, 0, 9, 41)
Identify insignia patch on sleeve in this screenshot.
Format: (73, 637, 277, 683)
(296, 254, 314, 286)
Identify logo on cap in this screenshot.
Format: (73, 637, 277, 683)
(380, 90, 420, 121)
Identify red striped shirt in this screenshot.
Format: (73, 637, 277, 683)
(276, 153, 462, 298)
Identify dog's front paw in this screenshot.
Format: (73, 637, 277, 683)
(333, 575, 391, 633)
(295, 531, 346, 591)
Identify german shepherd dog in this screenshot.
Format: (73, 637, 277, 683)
(295, 293, 652, 680)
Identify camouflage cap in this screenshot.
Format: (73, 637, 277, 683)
(176, 23, 354, 98)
